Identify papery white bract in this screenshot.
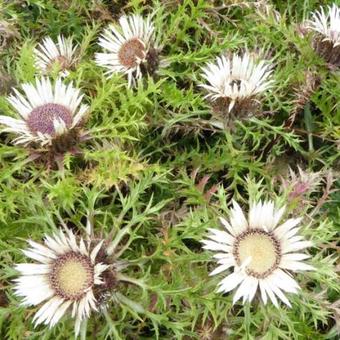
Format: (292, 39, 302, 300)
(202, 200, 313, 307)
(95, 14, 157, 87)
(305, 4, 340, 67)
(14, 218, 145, 337)
(199, 53, 273, 113)
(0, 77, 88, 149)
(34, 35, 78, 76)
(14, 228, 108, 336)
(306, 4, 340, 47)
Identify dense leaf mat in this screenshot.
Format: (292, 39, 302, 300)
(0, 1, 339, 339)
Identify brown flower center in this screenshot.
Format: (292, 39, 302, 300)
(49, 252, 94, 300)
(233, 229, 281, 279)
(27, 103, 72, 136)
(118, 38, 146, 68)
(48, 55, 70, 71)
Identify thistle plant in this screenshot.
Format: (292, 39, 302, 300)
(95, 14, 161, 87)
(14, 215, 147, 336)
(202, 199, 314, 307)
(199, 52, 273, 123)
(0, 1, 339, 339)
(305, 4, 340, 68)
(34, 35, 79, 77)
(0, 77, 89, 167)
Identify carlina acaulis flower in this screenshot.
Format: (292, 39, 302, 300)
(0, 77, 89, 165)
(199, 52, 273, 123)
(202, 200, 314, 307)
(95, 14, 160, 87)
(306, 4, 340, 68)
(14, 219, 143, 337)
(34, 35, 78, 77)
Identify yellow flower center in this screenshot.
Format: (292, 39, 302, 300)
(50, 252, 94, 300)
(234, 229, 281, 278)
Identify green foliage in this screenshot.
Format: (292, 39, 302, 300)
(0, 0, 339, 339)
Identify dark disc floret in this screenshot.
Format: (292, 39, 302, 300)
(118, 38, 146, 68)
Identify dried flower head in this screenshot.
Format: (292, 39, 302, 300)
(254, 2, 281, 23)
(306, 4, 340, 67)
(95, 14, 160, 87)
(34, 35, 78, 77)
(0, 77, 89, 164)
(199, 53, 273, 121)
(0, 20, 19, 49)
(202, 200, 314, 307)
(289, 70, 321, 126)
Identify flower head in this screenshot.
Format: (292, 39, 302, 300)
(306, 4, 340, 67)
(202, 200, 313, 307)
(14, 228, 109, 336)
(95, 14, 159, 87)
(14, 220, 139, 337)
(199, 53, 273, 116)
(34, 35, 78, 76)
(306, 4, 340, 47)
(0, 77, 88, 160)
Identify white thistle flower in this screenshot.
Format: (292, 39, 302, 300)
(200, 53, 273, 113)
(14, 219, 144, 337)
(14, 228, 109, 336)
(0, 77, 88, 149)
(306, 4, 340, 47)
(34, 35, 78, 76)
(202, 200, 314, 307)
(95, 14, 158, 87)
